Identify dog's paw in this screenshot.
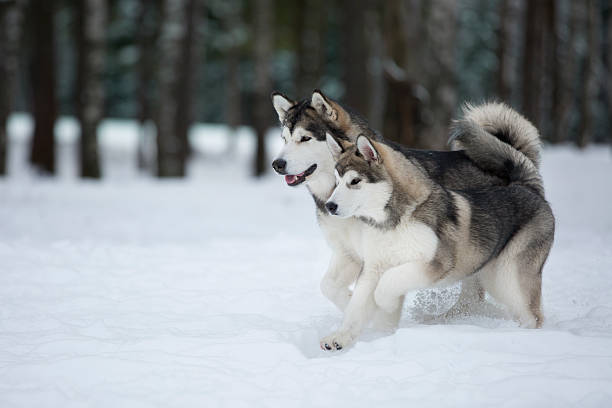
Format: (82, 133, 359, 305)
(319, 330, 355, 351)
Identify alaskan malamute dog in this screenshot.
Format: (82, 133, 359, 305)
(319, 106, 554, 350)
(271, 91, 547, 337)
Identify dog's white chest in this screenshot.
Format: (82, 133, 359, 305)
(318, 214, 364, 260)
(364, 221, 438, 268)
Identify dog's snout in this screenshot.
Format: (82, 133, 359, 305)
(272, 159, 287, 174)
(325, 202, 338, 215)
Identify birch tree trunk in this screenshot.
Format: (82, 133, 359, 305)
(28, 0, 57, 174)
(0, 0, 24, 175)
(252, 0, 272, 177)
(76, 0, 106, 178)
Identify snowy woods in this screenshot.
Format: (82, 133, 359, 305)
(2, 1, 612, 406)
(0, 0, 611, 179)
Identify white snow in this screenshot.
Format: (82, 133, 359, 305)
(1, 116, 612, 407)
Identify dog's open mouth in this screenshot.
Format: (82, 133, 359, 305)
(284, 164, 317, 186)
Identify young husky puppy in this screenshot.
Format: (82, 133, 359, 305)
(321, 125, 554, 351)
(271, 91, 543, 331)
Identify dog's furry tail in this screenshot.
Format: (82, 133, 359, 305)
(449, 102, 544, 196)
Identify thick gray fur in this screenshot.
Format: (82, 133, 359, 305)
(449, 102, 542, 168)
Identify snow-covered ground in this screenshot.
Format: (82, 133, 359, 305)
(1, 116, 612, 407)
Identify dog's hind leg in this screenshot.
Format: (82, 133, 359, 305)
(371, 297, 405, 332)
(480, 259, 542, 328)
(514, 230, 553, 328)
(479, 220, 553, 328)
(320, 253, 362, 312)
(440, 275, 485, 319)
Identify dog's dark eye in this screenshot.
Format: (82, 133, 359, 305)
(300, 136, 311, 142)
(350, 178, 361, 186)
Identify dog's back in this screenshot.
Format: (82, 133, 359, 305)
(410, 103, 554, 327)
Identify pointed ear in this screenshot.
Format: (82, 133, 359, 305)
(326, 132, 344, 160)
(311, 89, 338, 121)
(271, 92, 294, 122)
(356, 136, 380, 164)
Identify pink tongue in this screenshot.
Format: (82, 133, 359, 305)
(285, 170, 306, 185)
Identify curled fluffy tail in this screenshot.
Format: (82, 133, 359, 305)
(449, 102, 544, 196)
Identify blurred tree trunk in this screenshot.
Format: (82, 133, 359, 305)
(521, 0, 545, 135)
(382, 0, 456, 150)
(496, 0, 511, 101)
(382, 63, 419, 147)
(546, 0, 559, 142)
(155, 0, 189, 177)
(28, 0, 57, 174)
(175, 0, 206, 161)
(364, 0, 384, 132)
(340, 0, 368, 114)
(135, 0, 161, 171)
(295, 0, 324, 96)
(76, 0, 106, 179)
(496, 0, 522, 104)
(252, 0, 273, 177)
(521, 0, 558, 141)
(577, 0, 601, 148)
(223, 0, 243, 155)
(553, 0, 580, 143)
(421, 0, 457, 150)
(0, 0, 24, 175)
(606, 2, 612, 144)
(382, 0, 420, 147)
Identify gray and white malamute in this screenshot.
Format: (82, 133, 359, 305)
(270, 91, 550, 344)
(320, 105, 554, 350)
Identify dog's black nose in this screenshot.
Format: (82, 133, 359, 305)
(272, 159, 286, 174)
(325, 202, 338, 215)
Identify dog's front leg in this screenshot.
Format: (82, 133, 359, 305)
(320, 253, 361, 312)
(374, 261, 438, 314)
(320, 267, 379, 351)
